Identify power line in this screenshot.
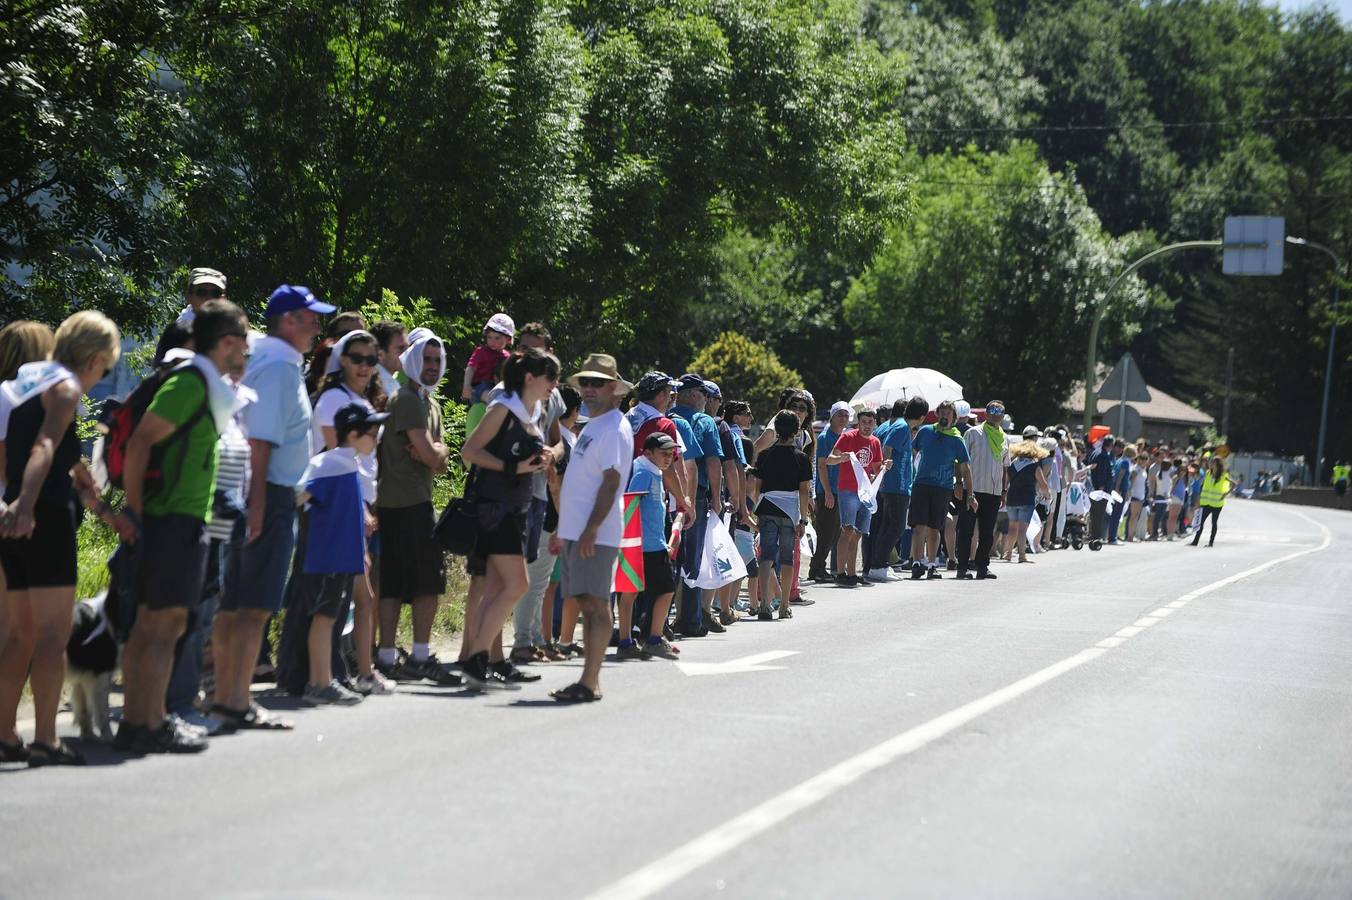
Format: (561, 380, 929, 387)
(908, 179, 1352, 201)
(904, 114, 1352, 135)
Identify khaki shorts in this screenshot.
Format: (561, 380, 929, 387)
(560, 540, 619, 599)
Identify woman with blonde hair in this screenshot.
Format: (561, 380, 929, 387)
(1003, 428, 1050, 564)
(0, 311, 121, 765)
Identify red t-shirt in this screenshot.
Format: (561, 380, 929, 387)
(833, 429, 882, 493)
(632, 415, 683, 461)
(467, 344, 508, 386)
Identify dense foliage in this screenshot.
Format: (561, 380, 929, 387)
(3, 0, 1348, 467)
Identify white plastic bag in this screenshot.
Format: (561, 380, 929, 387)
(683, 513, 748, 589)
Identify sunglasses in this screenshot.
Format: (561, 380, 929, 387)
(577, 376, 611, 388)
(345, 352, 379, 367)
(191, 286, 225, 299)
(987, 406, 1004, 415)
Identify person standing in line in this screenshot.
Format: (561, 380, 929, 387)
(1085, 434, 1115, 550)
(809, 402, 850, 584)
(750, 411, 813, 619)
(370, 320, 408, 400)
(1166, 457, 1186, 540)
(616, 432, 680, 659)
(118, 300, 249, 753)
(704, 381, 746, 629)
(549, 354, 633, 703)
(0, 312, 121, 766)
(1124, 444, 1147, 542)
(1004, 432, 1051, 564)
(956, 400, 1010, 580)
(213, 286, 332, 731)
(1191, 458, 1234, 547)
(824, 409, 889, 587)
(457, 349, 558, 690)
(907, 400, 975, 580)
(668, 374, 723, 638)
(1106, 439, 1131, 545)
(865, 397, 927, 582)
(373, 330, 460, 685)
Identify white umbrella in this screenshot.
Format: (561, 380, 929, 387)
(849, 367, 964, 411)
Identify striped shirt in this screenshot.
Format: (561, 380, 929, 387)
(206, 419, 251, 542)
(962, 428, 1011, 496)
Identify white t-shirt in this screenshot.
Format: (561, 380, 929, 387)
(312, 385, 378, 499)
(1155, 467, 1173, 500)
(1130, 464, 1147, 501)
(556, 408, 633, 546)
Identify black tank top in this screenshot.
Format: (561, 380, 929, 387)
(3, 393, 81, 507)
(474, 410, 543, 508)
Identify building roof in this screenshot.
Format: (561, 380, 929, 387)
(1063, 377, 1216, 426)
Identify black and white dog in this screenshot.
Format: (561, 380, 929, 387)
(66, 593, 120, 742)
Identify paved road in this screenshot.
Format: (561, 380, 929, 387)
(4, 500, 1351, 899)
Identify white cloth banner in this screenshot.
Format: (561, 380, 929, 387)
(683, 513, 748, 590)
(848, 453, 888, 514)
(1027, 510, 1043, 553)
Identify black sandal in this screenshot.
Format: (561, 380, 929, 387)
(549, 682, 602, 703)
(239, 702, 294, 730)
(27, 741, 85, 767)
(1, 737, 29, 763)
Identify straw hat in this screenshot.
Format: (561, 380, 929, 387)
(568, 353, 633, 393)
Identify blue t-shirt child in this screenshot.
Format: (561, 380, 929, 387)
(628, 456, 668, 553)
(912, 424, 970, 490)
(300, 448, 369, 575)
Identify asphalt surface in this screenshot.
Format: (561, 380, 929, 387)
(3, 500, 1350, 899)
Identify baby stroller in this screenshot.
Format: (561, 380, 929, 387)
(1061, 481, 1090, 550)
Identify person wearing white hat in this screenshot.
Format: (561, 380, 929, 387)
(460, 312, 515, 404)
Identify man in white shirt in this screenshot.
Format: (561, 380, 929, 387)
(549, 353, 633, 703)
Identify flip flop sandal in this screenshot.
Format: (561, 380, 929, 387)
(550, 682, 602, 703)
(508, 647, 537, 665)
(27, 741, 85, 767)
(0, 737, 29, 763)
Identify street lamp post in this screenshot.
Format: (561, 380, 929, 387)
(1286, 236, 1345, 486)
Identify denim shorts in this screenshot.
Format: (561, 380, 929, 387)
(837, 490, 873, 535)
(757, 514, 796, 567)
(1006, 504, 1035, 525)
(221, 483, 298, 614)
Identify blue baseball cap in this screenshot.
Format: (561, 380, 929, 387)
(265, 284, 336, 318)
(677, 373, 705, 392)
(702, 380, 721, 398)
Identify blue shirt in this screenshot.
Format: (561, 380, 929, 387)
(912, 425, 970, 490)
(628, 459, 668, 553)
(302, 450, 366, 575)
(816, 428, 841, 494)
(1089, 447, 1114, 492)
(670, 416, 696, 464)
(241, 337, 313, 487)
(671, 404, 723, 490)
(880, 420, 915, 495)
(1112, 456, 1131, 494)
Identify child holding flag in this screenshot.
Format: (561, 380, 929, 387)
(616, 433, 681, 660)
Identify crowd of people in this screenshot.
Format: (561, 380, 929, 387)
(0, 267, 1242, 766)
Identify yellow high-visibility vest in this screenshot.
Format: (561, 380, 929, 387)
(1334, 464, 1350, 485)
(1200, 472, 1230, 508)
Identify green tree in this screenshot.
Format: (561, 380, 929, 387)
(844, 144, 1151, 423)
(688, 331, 804, 423)
(1, 1, 186, 331)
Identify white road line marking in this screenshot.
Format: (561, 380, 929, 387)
(1131, 616, 1162, 628)
(1152, 607, 1177, 618)
(585, 508, 1333, 900)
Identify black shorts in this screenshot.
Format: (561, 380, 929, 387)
(297, 571, 354, 619)
(1336, 480, 1348, 498)
(908, 483, 951, 532)
(641, 550, 677, 596)
(377, 502, 446, 603)
(467, 502, 529, 576)
(139, 514, 210, 610)
(0, 500, 78, 590)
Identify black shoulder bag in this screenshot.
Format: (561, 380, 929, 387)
(434, 467, 480, 556)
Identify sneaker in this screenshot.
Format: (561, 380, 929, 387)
(645, 638, 680, 659)
(856, 576, 875, 587)
(789, 595, 817, 605)
(132, 719, 208, 754)
(976, 569, 997, 580)
(706, 617, 727, 634)
(356, 672, 397, 695)
(169, 711, 219, 737)
(374, 650, 404, 680)
(867, 567, 892, 582)
(836, 572, 853, 587)
(927, 566, 942, 580)
(946, 559, 958, 571)
(405, 654, 463, 687)
(616, 641, 652, 661)
(492, 660, 542, 683)
(910, 562, 925, 580)
(757, 607, 774, 622)
(955, 568, 974, 580)
(304, 680, 364, 706)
